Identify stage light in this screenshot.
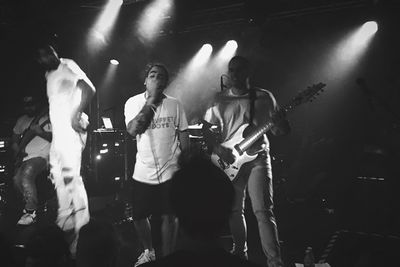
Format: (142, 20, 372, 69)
(96, 155, 102, 160)
(110, 59, 119, 65)
(321, 20, 378, 82)
(337, 21, 377, 62)
(211, 39, 238, 72)
(202, 44, 213, 54)
(226, 40, 238, 50)
(357, 21, 378, 42)
(191, 44, 213, 67)
(137, 0, 173, 43)
(219, 40, 238, 60)
(96, 0, 123, 33)
(88, 0, 123, 50)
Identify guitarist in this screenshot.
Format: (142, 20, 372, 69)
(202, 56, 290, 267)
(11, 95, 52, 225)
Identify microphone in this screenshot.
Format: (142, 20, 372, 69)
(220, 74, 231, 91)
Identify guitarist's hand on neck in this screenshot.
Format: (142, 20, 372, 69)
(270, 109, 291, 136)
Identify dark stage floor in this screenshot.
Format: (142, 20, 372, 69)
(1, 177, 399, 267)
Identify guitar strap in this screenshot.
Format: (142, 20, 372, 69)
(249, 87, 257, 126)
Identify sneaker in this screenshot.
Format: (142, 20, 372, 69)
(17, 210, 36, 225)
(134, 249, 156, 266)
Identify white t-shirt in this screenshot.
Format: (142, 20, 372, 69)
(125, 92, 188, 184)
(13, 114, 51, 162)
(204, 87, 279, 150)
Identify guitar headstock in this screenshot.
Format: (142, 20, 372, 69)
(291, 82, 326, 107)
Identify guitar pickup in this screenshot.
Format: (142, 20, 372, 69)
(217, 159, 228, 169)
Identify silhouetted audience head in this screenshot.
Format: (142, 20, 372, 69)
(171, 152, 234, 240)
(25, 223, 70, 267)
(76, 218, 120, 267)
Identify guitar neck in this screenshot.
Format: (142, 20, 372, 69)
(232, 82, 325, 156)
(234, 107, 294, 155)
(234, 122, 273, 155)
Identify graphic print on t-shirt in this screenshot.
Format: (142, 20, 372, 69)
(150, 116, 175, 129)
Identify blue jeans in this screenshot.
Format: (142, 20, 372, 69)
(230, 153, 283, 266)
(13, 157, 47, 211)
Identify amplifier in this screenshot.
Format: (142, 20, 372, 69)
(87, 129, 134, 197)
(0, 138, 12, 184)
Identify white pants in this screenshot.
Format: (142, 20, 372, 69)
(49, 127, 89, 236)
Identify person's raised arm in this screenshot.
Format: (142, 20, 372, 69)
(126, 101, 156, 136)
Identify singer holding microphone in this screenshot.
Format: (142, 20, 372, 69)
(125, 62, 189, 266)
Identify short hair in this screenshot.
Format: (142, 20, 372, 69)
(229, 55, 250, 69)
(144, 62, 169, 84)
(170, 152, 234, 239)
(36, 44, 57, 57)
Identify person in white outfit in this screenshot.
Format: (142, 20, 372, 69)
(37, 44, 96, 256)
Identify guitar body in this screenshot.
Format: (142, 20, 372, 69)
(211, 124, 259, 181)
(209, 82, 326, 182)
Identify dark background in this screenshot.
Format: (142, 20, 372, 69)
(1, 0, 400, 265)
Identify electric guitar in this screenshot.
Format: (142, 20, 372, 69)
(210, 83, 326, 181)
(14, 108, 50, 168)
